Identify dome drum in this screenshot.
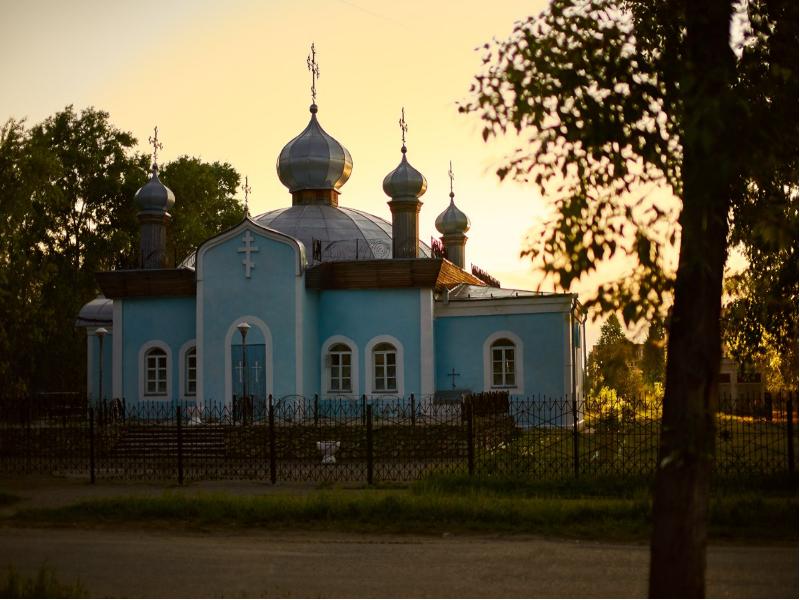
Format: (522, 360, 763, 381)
(292, 188, 340, 207)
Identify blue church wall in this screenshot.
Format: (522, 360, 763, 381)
(121, 296, 196, 409)
(434, 311, 568, 398)
(86, 329, 113, 403)
(302, 289, 320, 400)
(318, 288, 421, 401)
(197, 224, 302, 409)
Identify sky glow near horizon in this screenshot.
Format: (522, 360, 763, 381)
(1, 0, 694, 348)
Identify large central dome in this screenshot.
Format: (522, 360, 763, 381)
(254, 205, 431, 262)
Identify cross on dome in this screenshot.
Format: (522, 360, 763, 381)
(242, 176, 252, 217)
(399, 107, 408, 153)
(307, 42, 320, 106)
(448, 160, 455, 199)
(148, 126, 163, 175)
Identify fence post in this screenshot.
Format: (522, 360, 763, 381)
(572, 393, 580, 478)
(410, 393, 416, 427)
(176, 406, 184, 485)
(89, 406, 96, 485)
(314, 393, 319, 426)
(466, 397, 474, 477)
(268, 398, 277, 485)
(361, 394, 367, 426)
(366, 404, 374, 485)
(787, 393, 796, 477)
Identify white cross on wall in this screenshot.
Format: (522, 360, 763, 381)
(237, 231, 259, 278)
(236, 361, 245, 383)
(251, 361, 261, 384)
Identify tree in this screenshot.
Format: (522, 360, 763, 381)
(641, 316, 666, 386)
(160, 156, 243, 266)
(462, 0, 796, 595)
(0, 108, 244, 395)
(586, 315, 631, 395)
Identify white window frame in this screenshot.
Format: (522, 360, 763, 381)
(483, 331, 524, 395)
(179, 339, 197, 400)
(320, 335, 359, 398)
(490, 339, 516, 388)
(365, 335, 404, 397)
(138, 340, 172, 401)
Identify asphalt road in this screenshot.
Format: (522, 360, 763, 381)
(0, 526, 796, 598)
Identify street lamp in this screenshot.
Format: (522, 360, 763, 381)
(95, 327, 108, 404)
(236, 322, 250, 421)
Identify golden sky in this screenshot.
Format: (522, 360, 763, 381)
(0, 0, 692, 347)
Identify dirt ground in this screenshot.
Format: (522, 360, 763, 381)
(0, 477, 797, 598)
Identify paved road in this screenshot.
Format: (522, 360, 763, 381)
(0, 527, 795, 598)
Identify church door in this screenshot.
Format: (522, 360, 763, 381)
(231, 343, 267, 420)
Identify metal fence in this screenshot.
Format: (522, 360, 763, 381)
(0, 392, 796, 486)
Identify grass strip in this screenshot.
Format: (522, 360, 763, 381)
(9, 487, 797, 542)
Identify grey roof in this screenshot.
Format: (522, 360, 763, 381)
(135, 170, 175, 215)
(435, 197, 470, 235)
(444, 284, 557, 300)
(253, 204, 431, 261)
(383, 151, 427, 200)
(75, 296, 113, 327)
(277, 105, 353, 193)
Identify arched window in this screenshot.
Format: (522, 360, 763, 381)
(328, 343, 352, 392)
(373, 342, 397, 392)
(491, 338, 516, 388)
(145, 348, 168, 395)
(185, 347, 197, 396)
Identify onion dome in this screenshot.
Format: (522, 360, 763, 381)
(383, 146, 427, 199)
(435, 193, 470, 235)
(135, 166, 175, 215)
(277, 104, 353, 193)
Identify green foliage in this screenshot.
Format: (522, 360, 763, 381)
(0, 107, 243, 394)
(461, 0, 797, 335)
(1, 565, 88, 598)
(160, 156, 243, 265)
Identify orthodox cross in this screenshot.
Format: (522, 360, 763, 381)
(242, 176, 251, 217)
(447, 367, 461, 389)
(237, 230, 259, 278)
(251, 360, 261, 384)
(307, 42, 320, 104)
(448, 160, 455, 199)
(235, 360, 245, 383)
(148, 126, 163, 173)
(399, 107, 407, 152)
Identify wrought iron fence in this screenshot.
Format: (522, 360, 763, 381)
(0, 392, 796, 486)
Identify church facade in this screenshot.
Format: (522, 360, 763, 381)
(77, 94, 586, 415)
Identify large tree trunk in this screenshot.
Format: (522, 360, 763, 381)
(648, 2, 736, 597)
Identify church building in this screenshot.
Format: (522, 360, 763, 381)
(77, 68, 586, 416)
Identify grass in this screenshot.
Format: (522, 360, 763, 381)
(1, 565, 88, 598)
(8, 475, 797, 543)
(0, 493, 22, 507)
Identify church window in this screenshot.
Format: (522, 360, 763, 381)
(145, 348, 168, 395)
(328, 343, 352, 392)
(185, 347, 197, 396)
(373, 342, 397, 392)
(491, 339, 516, 388)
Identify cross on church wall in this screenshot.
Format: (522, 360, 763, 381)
(237, 230, 259, 278)
(447, 367, 461, 389)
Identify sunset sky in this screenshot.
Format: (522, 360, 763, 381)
(1, 0, 685, 347)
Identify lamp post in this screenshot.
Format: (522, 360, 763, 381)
(237, 322, 250, 422)
(95, 327, 108, 404)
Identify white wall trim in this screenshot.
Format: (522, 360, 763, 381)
(435, 296, 572, 318)
(320, 335, 360, 398)
(178, 339, 197, 403)
(196, 279, 204, 406)
(419, 289, 434, 398)
(563, 314, 572, 401)
(482, 330, 524, 395)
(224, 315, 273, 408)
(364, 334, 405, 397)
(138, 340, 173, 402)
(112, 300, 122, 399)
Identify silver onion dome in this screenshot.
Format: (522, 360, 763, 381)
(435, 195, 470, 235)
(277, 104, 353, 193)
(382, 147, 427, 199)
(135, 168, 175, 215)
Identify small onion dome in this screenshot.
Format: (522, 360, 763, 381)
(435, 195, 470, 235)
(135, 168, 175, 215)
(277, 104, 353, 193)
(383, 147, 427, 199)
